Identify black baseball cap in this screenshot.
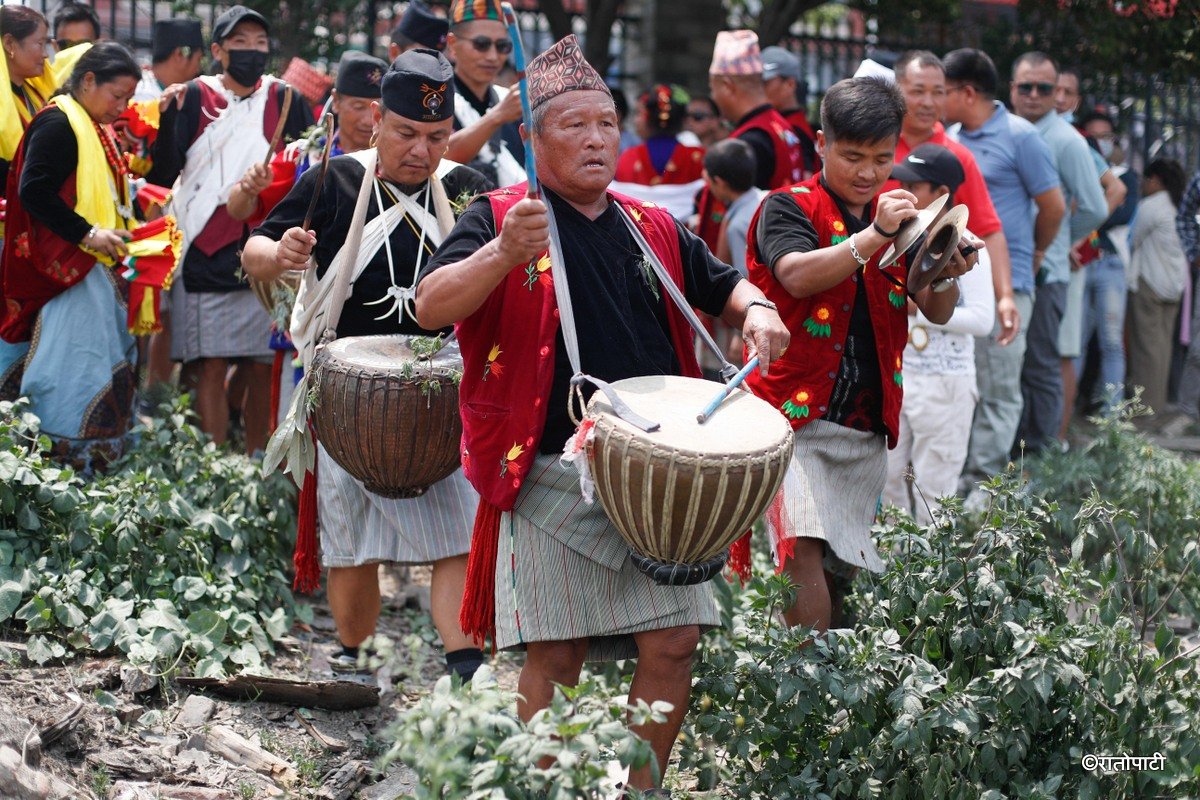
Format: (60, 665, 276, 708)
(890, 143, 965, 194)
(211, 5, 270, 45)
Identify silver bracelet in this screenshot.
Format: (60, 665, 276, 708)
(85, 224, 98, 242)
(848, 232, 868, 267)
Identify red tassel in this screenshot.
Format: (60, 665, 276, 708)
(767, 489, 795, 574)
(269, 349, 284, 435)
(293, 431, 320, 593)
(460, 499, 502, 645)
(728, 533, 752, 584)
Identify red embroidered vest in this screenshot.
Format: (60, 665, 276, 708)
(456, 185, 704, 512)
(742, 176, 908, 446)
(614, 141, 705, 186)
(696, 106, 803, 251)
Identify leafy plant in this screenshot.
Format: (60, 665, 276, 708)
(683, 470, 1200, 798)
(1030, 403, 1200, 620)
(0, 398, 298, 675)
(380, 666, 666, 799)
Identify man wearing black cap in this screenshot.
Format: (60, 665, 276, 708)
(133, 19, 205, 103)
(146, 5, 312, 455)
(229, 51, 390, 226)
(389, 1, 449, 61)
(242, 49, 492, 683)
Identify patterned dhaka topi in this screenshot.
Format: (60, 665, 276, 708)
(709, 29, 763, 76)
(527, 34, 613, 110)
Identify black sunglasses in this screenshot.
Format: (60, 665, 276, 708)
(688, 111, 715, 122)
(1016, 82, 1055, 97)
(56, 38, 88, 49)
(469, 36, 513, 55)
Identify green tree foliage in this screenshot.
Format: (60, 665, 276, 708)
(997, 0, 1197, 79)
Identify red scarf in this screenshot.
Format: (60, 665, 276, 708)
(456, 184, 702, 643)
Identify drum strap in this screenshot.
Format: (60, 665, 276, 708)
(543, 197, 661, 433)
(615, 206, 740, 383)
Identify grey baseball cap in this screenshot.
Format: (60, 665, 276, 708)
(761, 46, 802, 81)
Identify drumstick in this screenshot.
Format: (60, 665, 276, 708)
(500, 3, 538, 198)
(263, 85, 294, 167)
(697, 356, 759, 424)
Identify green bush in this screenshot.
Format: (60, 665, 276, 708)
(684, 475, 1200, 798)
(380, 667, 664, 798)
(1030, 407, 1200, 620)
(0, 398, 298, 675)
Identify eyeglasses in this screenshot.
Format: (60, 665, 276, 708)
(688, 111, 715, 122)
(468, 36, 513, 55)
(1016, 82, 1055, 97)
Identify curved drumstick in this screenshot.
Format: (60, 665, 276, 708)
(501, 3, 538, 198)
(697, 356, 760, 424)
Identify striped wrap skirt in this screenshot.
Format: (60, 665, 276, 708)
(769, 419, 888, 575)
(495, 454, 721, 661)
(317, 443, 475, 568)
(169, 280, 273, 363)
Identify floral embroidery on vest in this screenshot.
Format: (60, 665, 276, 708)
(830, 219, 848, 245)
(523, 253, 552, 291)
(893, 355, 903, 386)
(499, 442, 526, 478)
(803, 304, 833, 338)
(888, 287, 906, 308)
(782, 389, 812, 419)
(482, 344, 503, 381)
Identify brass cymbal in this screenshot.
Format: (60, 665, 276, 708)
(877, 193, 948, 268)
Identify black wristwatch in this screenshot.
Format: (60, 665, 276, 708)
(746, 298, 778, 313)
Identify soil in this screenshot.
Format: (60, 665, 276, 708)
(0, 565, 524, 800)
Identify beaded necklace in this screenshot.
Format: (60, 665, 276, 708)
(93, 119, 133, 221)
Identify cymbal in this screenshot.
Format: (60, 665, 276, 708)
(908, 204, 970, 292)
(877, 193, 948, 268)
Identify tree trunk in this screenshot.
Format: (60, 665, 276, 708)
(584, 0, 623, 74)
(757, 0, 826, 46)
(537, 0, 574, 43)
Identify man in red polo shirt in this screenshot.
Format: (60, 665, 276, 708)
(888, 50, 1019, 347)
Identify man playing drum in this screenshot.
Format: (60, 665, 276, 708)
(415, 35, 789, 792)
(241, 49, 493, 681)
(743, 77, 977, 633)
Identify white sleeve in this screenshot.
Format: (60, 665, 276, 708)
(915, 243, 995, 337)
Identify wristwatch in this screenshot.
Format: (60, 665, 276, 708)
(745, 298, 778, 313)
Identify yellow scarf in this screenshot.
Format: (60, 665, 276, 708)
(49, 94, 132, 265)
(0, 42, 90, 162)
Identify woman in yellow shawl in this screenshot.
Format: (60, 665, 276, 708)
(0, 42, 141, 469)
(0, 5, 88, 398)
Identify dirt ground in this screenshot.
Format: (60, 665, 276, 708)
(0, 565, 524, 800)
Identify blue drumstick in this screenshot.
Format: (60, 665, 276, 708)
(501, 3, 538, 198)
(697, 356, 760, 424)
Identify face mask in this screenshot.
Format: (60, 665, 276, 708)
(225, 49, 268, 87)
(1097, 138, 1115, 159)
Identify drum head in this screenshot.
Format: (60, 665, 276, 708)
(587, 375, 791, 456)
(321, 334, 463, 374)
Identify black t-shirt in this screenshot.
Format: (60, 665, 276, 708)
(452, 79, 526, 188)
(420, 188, 742, 454)
(17, 107, 94, 244)
(733, 105, 779, 189)
(755, 179, 886, 434)
(252, 155, 492, 339)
